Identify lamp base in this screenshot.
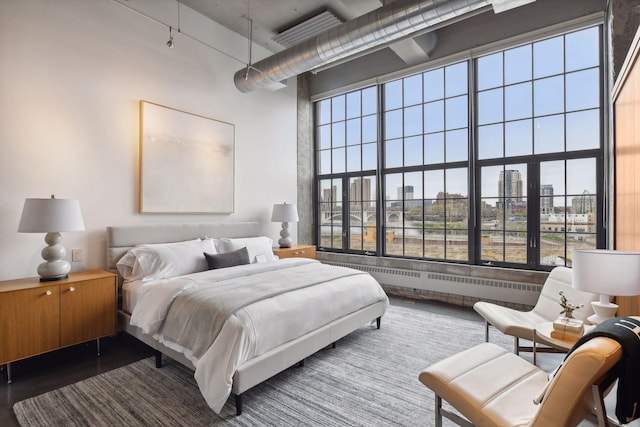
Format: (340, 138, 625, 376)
(40, 274, 69, 282)
(587, 300, 619, 325)
(37, 232, 71, 282)
(278, 221, 292, 248)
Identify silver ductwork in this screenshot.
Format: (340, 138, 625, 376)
(234, 0, 533, 92)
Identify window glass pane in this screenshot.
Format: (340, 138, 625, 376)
(534, 76, 564, 116)
(504, 231, 527, 263)
(567, 158, 596, 195)
(405, 171, 423, 200)
(481, 198, 502, 230)
(346, 145, 361, 172)
(319, 150, 331, 175)
(447, 167, 468, 196)
(445, 129, 468, 162)
(385, 226, 403, 255)
(540, 160, 566, 196)
(384, 80, 402, 111)
(385, 138, 403, 168)
(332, 147, 345, 173)
(540, 234, 567, 266)
(446, 228, 468, 261)
(362, 87, 377, 116)
(481, 166, 503, 198)
(424, 233, 445, 259)
(346, 118, 361, 145)
(404, 74, 423, 106)
(317, 99, 331, 125)
(332, 121, 345, 147)
(481, 230, 504, 262)
(385, 173, 403, 201)
(566, 110, 599, 151)
(566, 68, 599, 111)
(346, 91, 361, 119)
(424, 68, 444, 102)
(362, 115, 377, 143)
(318, 124, 331, 150)
(505, 45, 531, 84)
(445, 95, 468, 129)
(505, 82, 532, 121)
(477, 52, 503, 90)
(425, 199, 444, 228)
(349, 225, 363, 251)
(404, 136, 422, 167)
(565, 27, 599, 72)
(478, 88, 503, 125)
(534, 114, 564, 154)
(505, 119, 532, 157)
(445, 62, 467, 97)
(424, 100, 444, 133)
(362, 142, 377, 170)
(424, 132, 444, 164)
(385, 110, 402, 140)
(534, 36, 564, 78)
(332, 95, 345, 121)
(478, 124, 503, 159)
(425, 169, 444, 199)
(404, 105, 423, 136)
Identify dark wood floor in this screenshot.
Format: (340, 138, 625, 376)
(0, 333, 154, 427)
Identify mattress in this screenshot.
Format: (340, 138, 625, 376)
(122, 279, 143, 314)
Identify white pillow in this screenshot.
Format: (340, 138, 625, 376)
(116, 238, 216, 281)
(217, 236, 277, 263)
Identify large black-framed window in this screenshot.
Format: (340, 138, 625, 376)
(316, 87, 378, 252)
(314, 24, 604, 270)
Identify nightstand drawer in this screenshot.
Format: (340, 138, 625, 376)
(273, 245, 316, 260)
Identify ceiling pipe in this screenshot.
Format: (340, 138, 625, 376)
(234, 0, 535, 92)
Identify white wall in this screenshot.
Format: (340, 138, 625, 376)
(0, 0, 299, 280)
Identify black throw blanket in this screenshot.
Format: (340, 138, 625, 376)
(565, 317, 640, 424)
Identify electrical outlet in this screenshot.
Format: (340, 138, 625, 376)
(72, 249, 83, 262)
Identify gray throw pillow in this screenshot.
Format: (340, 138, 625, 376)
(204, 247, 250, 269)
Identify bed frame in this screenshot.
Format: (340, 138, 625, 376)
(106, 222, 386, 415)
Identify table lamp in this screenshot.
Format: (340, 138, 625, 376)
(18, 195, 85, 281)
(271, 202, 299, 248)
(572, 249, 640, 325)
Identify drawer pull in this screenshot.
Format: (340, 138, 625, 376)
(69, 287, 75, 292)
(45, 290, 52, 296)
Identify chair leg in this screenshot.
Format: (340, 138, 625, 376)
(484, 321, 489, 342)
(514, 337, 520, 355)
(435, 394, 443, 427)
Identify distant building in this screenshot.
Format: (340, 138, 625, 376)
(572, 190, 596, 214)
(540, 184, 554, 214)
(498, 170, 523, 209)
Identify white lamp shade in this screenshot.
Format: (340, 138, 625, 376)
(18, 198, 85, 233)
(572, 249, 640, 297)
(271, 203, 299, 223)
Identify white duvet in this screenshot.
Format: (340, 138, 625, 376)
(127, 258, 388, 413)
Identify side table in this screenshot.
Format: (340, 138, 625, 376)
(532, 321, 594, 365)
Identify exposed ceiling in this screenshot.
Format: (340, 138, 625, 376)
(176, 0, 538, 92)
(179, 0, 385, 54)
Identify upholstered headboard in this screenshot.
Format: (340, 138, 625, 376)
(106, 222, 261, 279)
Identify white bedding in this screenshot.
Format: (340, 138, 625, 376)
(127, 258, 388, 413)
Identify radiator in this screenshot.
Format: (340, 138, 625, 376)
(324, 261, 541, 307)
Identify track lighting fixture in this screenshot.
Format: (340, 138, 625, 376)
(167, 26, 174, 48)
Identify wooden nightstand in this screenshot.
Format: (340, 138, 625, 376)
(273, 245, 316, 260)
(0, 269, 117, 383)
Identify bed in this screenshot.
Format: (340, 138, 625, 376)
(106, 222, 389, 416)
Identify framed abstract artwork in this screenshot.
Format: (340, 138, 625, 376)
(139, 100, 235, 213)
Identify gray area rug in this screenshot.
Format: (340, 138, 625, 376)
(14, 304, 513, 426)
